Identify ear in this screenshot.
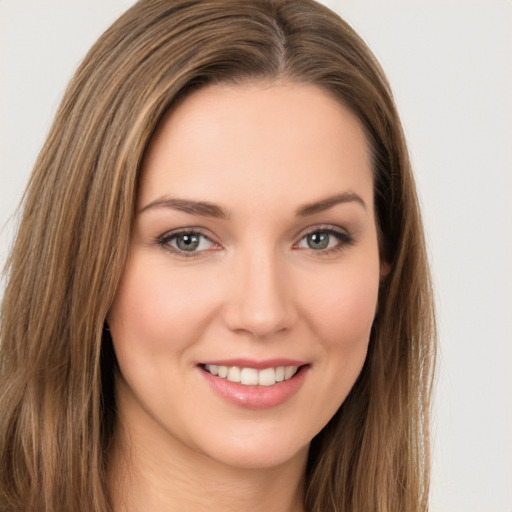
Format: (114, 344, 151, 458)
(380, 260, 391, 279)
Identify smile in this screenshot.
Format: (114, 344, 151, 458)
(203, 364, 299, 386)
(199, 360, 309, 409)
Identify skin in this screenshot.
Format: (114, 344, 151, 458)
(108, 81, 384, 512)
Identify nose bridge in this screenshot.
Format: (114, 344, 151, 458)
(224, 243, 295, 337)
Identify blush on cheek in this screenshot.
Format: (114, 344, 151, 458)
(112, 259, 224, 355)
(309, 277, 378, 346)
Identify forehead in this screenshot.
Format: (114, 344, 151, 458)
(139, 81, 373, 213)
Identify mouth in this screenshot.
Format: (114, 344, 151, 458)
(198, 359, 310, 408)
(201, 364, 303, 387)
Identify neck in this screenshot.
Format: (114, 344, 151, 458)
(108, 396, 308, 512)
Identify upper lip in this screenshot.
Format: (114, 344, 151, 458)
(198, 358, 308, 369)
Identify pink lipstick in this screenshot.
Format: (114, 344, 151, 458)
(198, 359, 309, 409)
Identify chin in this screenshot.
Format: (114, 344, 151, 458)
(201, 436, 310, 471)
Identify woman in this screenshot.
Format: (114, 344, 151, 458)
(0, 1, 436, 511)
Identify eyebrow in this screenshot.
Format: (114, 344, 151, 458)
(295, 192, 366, 216)
(139, 197, 229, 219)
(139, 191, 366, 219)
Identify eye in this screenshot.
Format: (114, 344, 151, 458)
(158, 230, 218, 256)
(296, 228, 353, 253)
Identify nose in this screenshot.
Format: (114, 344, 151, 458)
(223, 248, 297, 339)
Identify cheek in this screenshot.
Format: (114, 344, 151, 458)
(108, 257, 220, 358)
(301, 259, 380, 349)
(300, 254, 379, 386)
(286, 257, 380, 440)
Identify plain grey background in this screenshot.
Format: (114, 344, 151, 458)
(1, 1, 511, 511)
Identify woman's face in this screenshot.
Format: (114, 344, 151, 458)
(109, 82, 383, 470)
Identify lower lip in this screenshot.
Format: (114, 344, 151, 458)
(199, 366, 309, 409)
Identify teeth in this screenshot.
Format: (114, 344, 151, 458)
(204, 364, 299, 386)
(258, 367, 276, 386)
(240, 368, 258, 385)
(227, 366, 240, 383)
(284, 366, 297, 380)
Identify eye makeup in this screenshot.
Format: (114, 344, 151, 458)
(155, 222, 355, 259)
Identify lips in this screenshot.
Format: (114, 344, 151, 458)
(198, 359, 309, 409)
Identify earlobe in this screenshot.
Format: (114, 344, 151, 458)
(380, 261, 391, 279)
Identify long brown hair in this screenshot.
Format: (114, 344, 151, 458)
(0, 1, 436, 510)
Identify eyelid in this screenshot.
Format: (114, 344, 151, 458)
(293, 224, 355, 253)
(157, 227, 221, 257)
(294, 223, 350, 240)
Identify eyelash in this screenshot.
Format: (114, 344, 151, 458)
(157, 228, 218, 258)
(295, 225, 355, 256)
(156, 225, 354, 258)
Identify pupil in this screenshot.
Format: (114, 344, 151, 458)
(178, 234, 199, 251)
(308, 232, 329, 250)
